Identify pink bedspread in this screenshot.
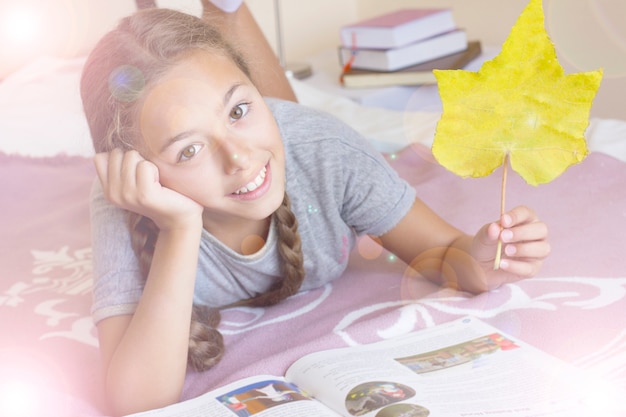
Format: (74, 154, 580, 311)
(1, 144, 625, 416)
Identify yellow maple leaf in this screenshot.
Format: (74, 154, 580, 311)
(432, 0, 603, 186)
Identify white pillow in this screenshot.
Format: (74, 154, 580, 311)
(0, 56, 94, 157)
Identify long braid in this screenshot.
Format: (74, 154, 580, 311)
(187, 192, 305, 371)
(127, 212, 226, 371)
(128, 192, 305, 372)
(127, 213, 157, 277)
(271, 193, 306, 300)
(234, 192, 305, 308)
(187, 305, 224, 371)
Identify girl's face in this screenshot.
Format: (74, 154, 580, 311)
(137, 50, 286, 231)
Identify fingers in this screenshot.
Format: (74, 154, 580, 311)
(135, 159, 160, 197)
(500, 220, 548, 246)
(93, 151, 110, 189)
(497, 205, 551, 277)
(498, 256, 545, 278)
(93, 148, 156, 210)
(498, 206, 542, 251)
(484, 206, 545, 243)
(499, 239, 551, 275)
(93, 149, 203, 230)
(501, 205, 540, 228)
(503, 239, 550, 259)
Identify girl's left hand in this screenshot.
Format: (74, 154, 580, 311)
(471, 205, 551, 290)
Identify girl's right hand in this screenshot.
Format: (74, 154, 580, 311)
(94, 149, 204, 231)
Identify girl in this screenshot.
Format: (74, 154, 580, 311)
(80, 6, 549, 416)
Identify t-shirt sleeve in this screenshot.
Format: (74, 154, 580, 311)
(335, 126, 416, 236)
(276, 98, 416, 238)
(89, 180, 143, 323)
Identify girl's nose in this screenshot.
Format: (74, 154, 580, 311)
(219, 136, 251, 175)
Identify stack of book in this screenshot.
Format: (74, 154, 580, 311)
(338, 8, 481, 88)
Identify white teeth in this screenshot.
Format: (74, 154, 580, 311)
(234, 166, 267, 195)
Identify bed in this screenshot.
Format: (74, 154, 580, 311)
(1, 26, 626, 417)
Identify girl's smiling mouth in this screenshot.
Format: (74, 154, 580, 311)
(230, 163, 271, 200)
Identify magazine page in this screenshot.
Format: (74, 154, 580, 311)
(126, 375, 341, 417)
(285, 317, 589, 417)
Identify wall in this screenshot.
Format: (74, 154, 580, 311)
(246, 0, 356, 64)
(1, 0, 622, 119)
(250, 0, 625, 120)
(249, 0, 529, 62)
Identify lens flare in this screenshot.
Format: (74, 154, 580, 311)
(1, 6, 41, 45)
(109, 65, 146, 102)
(0, 347, 70, 417)
(356, 236, 383, 260)
(0, 380, 40, 417)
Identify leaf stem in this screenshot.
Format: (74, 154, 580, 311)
(494, 152, 510, 270)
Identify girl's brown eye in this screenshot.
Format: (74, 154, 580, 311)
(179, 144, 201, 161)
(229, 103, 249, 121)
(182, 146, 196, 158)
(230, 105, 243, 119)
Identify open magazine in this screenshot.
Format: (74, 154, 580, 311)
(126, 317, 594, 417)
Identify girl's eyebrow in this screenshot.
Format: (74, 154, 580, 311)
(159, 82, 243, 153)
(223, 82, 242, 106)
(160, 130, 198, 153)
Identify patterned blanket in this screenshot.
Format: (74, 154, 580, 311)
(1, 144, 624, 416)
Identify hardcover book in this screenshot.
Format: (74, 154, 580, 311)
(340, 8, 457, 50)
(339, 29, 468, 72)
(341, 41, 482, 88)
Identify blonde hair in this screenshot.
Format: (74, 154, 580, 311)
(81, 8, 305, 371)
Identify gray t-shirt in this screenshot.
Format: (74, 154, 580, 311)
(90, 99, 416, 323)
